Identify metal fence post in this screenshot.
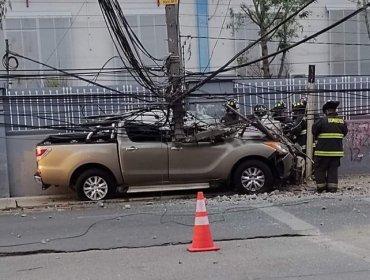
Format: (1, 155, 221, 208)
(0, 88, 10, 197)
(306, 65, 316, 179)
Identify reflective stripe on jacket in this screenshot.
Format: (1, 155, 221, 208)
(314, 151, 344, 157)
(312, 114, 348, 157)
(318, 133, 344, 139)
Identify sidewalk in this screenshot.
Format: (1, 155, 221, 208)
(0, 194, 77, 210)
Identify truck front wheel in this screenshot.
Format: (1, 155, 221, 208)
(76, 169, 116, 201)
(233, 160, 273, 194)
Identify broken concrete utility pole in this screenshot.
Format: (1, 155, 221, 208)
(164, 1, 185, 141)
(305, 64, 316, 179)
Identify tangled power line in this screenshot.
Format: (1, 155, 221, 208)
(0, 1, 370, 133)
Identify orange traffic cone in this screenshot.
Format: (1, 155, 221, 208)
(187, 192, 220, 252)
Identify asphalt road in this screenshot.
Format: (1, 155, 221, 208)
(1, 193, 370, 279)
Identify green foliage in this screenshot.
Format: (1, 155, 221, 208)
(229, 0, 310, 77)
(45, 78, 68, 88)
(0, 0, 11, 29)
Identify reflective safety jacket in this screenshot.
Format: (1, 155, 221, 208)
(312, 114, 348, 157)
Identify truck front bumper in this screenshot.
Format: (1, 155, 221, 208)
(279, 152, 294, 178)
(269, 152, 294, 179)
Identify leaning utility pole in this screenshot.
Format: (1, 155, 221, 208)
(305, 64, 316, 179)
(164, 2, 185, 141)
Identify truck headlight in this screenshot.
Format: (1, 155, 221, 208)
(264, 141, 289, 155)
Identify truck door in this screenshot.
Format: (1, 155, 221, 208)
(168, 141, 229, 183)
(118, 124, 169, 186)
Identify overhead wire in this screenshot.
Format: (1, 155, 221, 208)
(2, 0, 370, 135)
(213, 4, 370, 74)
(202, 0, 232, 73)
(45, 0, 88, 64)
(8, 51, 163, 104)
(180, 35, 370, 47)
(172, 0, 316, 103)
(97, 0, 167, 95)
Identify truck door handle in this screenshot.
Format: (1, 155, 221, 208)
(171, 146, 183, 151)
(126, 146, 138, 151)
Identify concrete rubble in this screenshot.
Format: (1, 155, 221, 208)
(0, 175, 369, 211)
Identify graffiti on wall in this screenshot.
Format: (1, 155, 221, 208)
(345, 120, 370, 162)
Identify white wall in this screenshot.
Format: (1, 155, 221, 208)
(180, 0, 363, 77)
(289, 2, 331, 76)
(1, 0, 168, 87)
(0, 0, 367, 85)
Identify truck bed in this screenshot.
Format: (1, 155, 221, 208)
(39, 132, 116, 145)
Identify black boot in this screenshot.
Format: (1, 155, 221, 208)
(316, 183, 327, 193)
(327, 183, 338, 193)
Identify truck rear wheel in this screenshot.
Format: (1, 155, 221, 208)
(76, 169, 116, 201)
(233, 160, 273, 194)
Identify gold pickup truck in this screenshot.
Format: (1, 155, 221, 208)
(34, 116, 294, 201)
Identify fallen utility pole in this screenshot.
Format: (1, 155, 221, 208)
(305, 64, 316, 179)
(165, 3, 185, 141)
(225, 104, 277, 141)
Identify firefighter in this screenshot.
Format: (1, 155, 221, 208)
(221, 99, 239, 125)
(253, 104, 268, 119)
(270, 100, 293, 136)
(290, 99, 307, 153)
(312, 100, 348, 193)
(270, 100, 293, 125)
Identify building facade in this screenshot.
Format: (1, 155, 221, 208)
(0, 0, 369, 88)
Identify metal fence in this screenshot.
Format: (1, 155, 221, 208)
(4, 85, 164, 133)
(3, 76, 370, 133)
(234, 76, 370, 119)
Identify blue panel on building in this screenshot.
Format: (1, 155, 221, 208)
(196, 0, 210, 72)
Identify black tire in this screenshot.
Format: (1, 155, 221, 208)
(76, 169, 116, 201)
(233, 160, 274, 194)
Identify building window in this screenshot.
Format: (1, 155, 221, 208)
(328, 9, 370, 75)
(3, 16, 72, 88)
(231, 14, 280, 77)
(2, 13, 167, 88)
(112, 14, 167, 84)
(232, 15, 259, 77)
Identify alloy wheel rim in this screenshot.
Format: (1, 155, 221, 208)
(241, 167, 265, 192)
(83, 176, 108, 201)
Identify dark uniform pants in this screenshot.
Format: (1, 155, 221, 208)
(314, 156, 341, 192)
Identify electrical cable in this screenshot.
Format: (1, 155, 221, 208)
(8, 51, 161, 104)
(2, 54, 19, 71)
(172, 0, 316, 103)
(202, 0, 232, 73)
(0, 196, 336, 249)
(97, 0, 167, 95)
(89, 56, 123, 84)
(178, 4, 370, 102)
(212, 4, 370, 74)
(180, 34, 370, 47)
(45, 0, 88, 64)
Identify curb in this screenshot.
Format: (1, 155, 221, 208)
(0, 198, 17, 210)
(0, 194, 76, 210)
